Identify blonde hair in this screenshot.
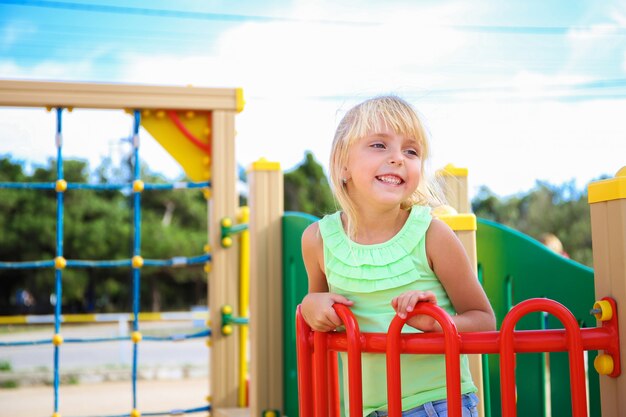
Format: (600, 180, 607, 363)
(329, 95, 445, 238)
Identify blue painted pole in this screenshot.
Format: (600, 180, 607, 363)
(53, 107, 64, 414)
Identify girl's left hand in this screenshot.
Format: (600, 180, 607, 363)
(391, 290, 440, 332)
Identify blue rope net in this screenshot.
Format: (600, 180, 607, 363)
(0, 108, 211, 417)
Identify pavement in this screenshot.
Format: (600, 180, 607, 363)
(1, 377, 210, 417)
(0, 321, 213, 416)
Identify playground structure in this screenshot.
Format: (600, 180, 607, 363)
(0, 79, 625, 417)
(0, 79, 284, 417)
(293, 165, 626, 417)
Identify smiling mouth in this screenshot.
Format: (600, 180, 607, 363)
(376, 175, 404, 185)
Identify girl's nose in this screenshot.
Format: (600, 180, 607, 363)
(389, 153, 404, 165)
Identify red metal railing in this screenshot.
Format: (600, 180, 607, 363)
(296, 297, 620, 417)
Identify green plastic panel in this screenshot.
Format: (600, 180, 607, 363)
(283, 211, 318, 417)
(476, 218, 599, 417)
(280, 213, 599, 417)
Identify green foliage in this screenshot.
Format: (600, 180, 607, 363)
(472, 179, 593, 267)
(0, 156, 208, 314)
(284, 151, 336, 217)
(0, 360, 12, 371)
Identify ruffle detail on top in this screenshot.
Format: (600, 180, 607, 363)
(319, 206, 432, 293)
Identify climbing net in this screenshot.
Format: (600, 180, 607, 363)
(0, 108, 212, 417)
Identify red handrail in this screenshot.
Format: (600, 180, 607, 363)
(387, 303, 462, 417)
(295, 298, 620, 417)
(500, 299, 587, 417)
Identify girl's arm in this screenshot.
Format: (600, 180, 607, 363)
(424, 218, 496, 332)
(300, 222, 353, 332)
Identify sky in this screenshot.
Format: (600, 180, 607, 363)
(0, 0, 625, 199)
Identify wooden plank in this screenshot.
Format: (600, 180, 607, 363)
(0, 79, 241, 111)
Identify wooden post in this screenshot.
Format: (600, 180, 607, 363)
(438, 213, 485, 417)
(436, 163, 470, 214)
(248, 159, 284, 417)
(209, 110, 240, 416)
(588, 166, 626, 417)
(435, 163, 484, 417)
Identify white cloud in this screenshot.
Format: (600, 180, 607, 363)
(1, 2, 624, 199)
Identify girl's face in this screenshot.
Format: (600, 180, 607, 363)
(345, 124, 422, 211)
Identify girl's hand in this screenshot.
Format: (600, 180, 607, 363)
(391, 290, 440, 332)
(301, 292, 354, 332)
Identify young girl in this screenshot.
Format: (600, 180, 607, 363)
(300, 96, 496, 417)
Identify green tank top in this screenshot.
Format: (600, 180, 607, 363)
(318, 205, 476, 416)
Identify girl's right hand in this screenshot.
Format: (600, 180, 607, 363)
(301, 292, 354, 332)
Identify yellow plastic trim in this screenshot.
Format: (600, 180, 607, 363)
(52, 334, 64, 346)
(132, 255, 144, 269)
(132, 180, 144, 193)
(62, 314, 96, 323)
(0, 316, 28, 324)
(55, 179, 67, 192)
(137, 312, 164, 321)
(235, 87, 245, 113)
(131, 331, 142, 343)
(238, 205, 250, 407)
(588, 166, 626, 203)
(248, 157, 281, 172)
(437, 163, 468, 177)
(594, 354, 614, 375)
(593, 300, 613, 321)
(437, 214, 477, 231)
(54, 256, 67, 270)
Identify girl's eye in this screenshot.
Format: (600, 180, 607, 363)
(371, 143, 386, 149)
(404, 149, 420, 157)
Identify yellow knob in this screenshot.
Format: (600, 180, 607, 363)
(185, 111, 195, 119)
(52, 413, 61, 417)
(55, 179, 67, 192)
(222, 305, 233, 315)
(222, 236, 233, 248)
(54, 256, 66, 270)
(131, 331, 142, 343)
(203, 127, 211, 136)
(142, 109, 151, 117)
(206, 338, 212, 347)
(594, 354, 614, 375)
(221, 218, 232, 228)
(203, 244, 211, 253)
(132, 256, 144, 269)
(222, 324, 233, 335)
(156, 110, 165, 119)
(264, 411, 277, 417)
(132, 180, 144, 193)
(593, 300, 613, 321)
(203, 263, 212, 273)
(130, 409, 141, 417)
(52, 334, 64, 346)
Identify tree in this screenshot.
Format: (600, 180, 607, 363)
(284, 151, 336, 217)
(472, 180, 593, 266)
(0, 156, 208, 314)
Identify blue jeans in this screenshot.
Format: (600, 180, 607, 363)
(368, 393, 479, 417)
